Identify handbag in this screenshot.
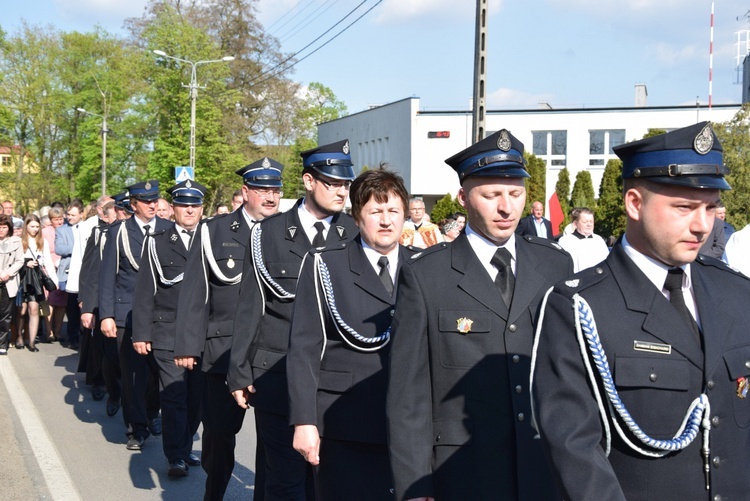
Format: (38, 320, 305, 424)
(39, 265, 57, 292)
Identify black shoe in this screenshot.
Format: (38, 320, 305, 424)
(148, 417, 162, 436)
(92, 385, 106, 401)
(168, 459, 188, 478)
(15, 343, 24, 350)
(68, 341, 79, 350)
(27, 345, 39, 352)
(187, 452, 201, 466)
(126, 436, 145, 451)
(106, 397, 121, 417)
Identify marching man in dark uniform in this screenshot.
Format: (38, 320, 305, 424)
(228, 139, 358, 500)
(99, 181, 171, 450)
(288, 168, 416, 500)
(174, 159, 282, 500)
(133, 180, 206, 477)
(531, 122, 750, 500)
(386, 130, 573, 500)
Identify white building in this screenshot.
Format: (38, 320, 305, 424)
(318, 96, 741, 211)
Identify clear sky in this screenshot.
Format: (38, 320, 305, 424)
(3, 0, 749, 114)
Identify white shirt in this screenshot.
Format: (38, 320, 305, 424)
(533, 217, 548, 239)
(175, 224, 195, 251)
(361, 240, 399, 285)
(298, 199, 333, 245)
(622, 234, 701, 328)
(465, 223, 517, 281)
(723, 223, 750, 277)
(135, 216, 156, 235)
(66, 217, 98, 293)
(558, 231, 609, 273)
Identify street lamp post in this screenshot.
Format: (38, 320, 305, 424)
(76, 107, 109, 196)
(153, 50, 235, 171)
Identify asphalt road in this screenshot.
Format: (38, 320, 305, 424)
(0, 339, 259, 500)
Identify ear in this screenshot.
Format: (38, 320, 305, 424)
(457, 187, 468, 209)
(623, 187, 643, 222)
(302, 172, 315, 191)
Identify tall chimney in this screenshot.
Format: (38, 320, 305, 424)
(635, 84, 648, 107)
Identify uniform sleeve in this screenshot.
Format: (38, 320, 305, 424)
(286, 252, 324, 426)
(98, 224, 118, 321)
(531, 289, 626, 501)
(386, 261, 435, 500)
(131, 236, 156, 343)
(227, 233, 263, 391)
(174, 224, 210, 358)
(78, 227, 98, 312)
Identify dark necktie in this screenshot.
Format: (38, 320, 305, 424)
(491, 247, 515, 308)
(664, 268, 701, 342)
(378, 256, 394, 296)
(183, 229, 195, 250)
(312, 221, 326, 248)
(143, 224, 151, 236)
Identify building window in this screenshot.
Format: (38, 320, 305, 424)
(532, 130, 567, 167)
(589, 129, 625, 164)
(0, 156, 10, 167)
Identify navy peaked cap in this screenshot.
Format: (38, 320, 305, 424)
(167, 179, 207, 205)
(236, 157, 284, 188)
(445, 129, 529, 184)
(301, 139, 355, 181)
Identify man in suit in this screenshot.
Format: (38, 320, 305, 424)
(174, 158, 282, 500)
(386, 130, 573, 500)
(532, 122, 750, 500)
(133, 180, 206, 477)
(80, 194, 122, 417)
(99, 181, 171, 450)
(288, 168, 416, 500)
(516, 200, 553, 239)
(228, 140, 359, 500)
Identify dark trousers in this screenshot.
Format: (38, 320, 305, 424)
(100, 328, 121, 402)
(0, 286, 12, 350)
(153, 348, 204, 462)
(65, 292, 81, 344)
(316, 438, 393, 500)
(255, 409, 315, 501)
(202, 372, 246, 501)
(116, 327, 159, 439)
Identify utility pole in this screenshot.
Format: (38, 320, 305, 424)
(472, 0, 489, 144)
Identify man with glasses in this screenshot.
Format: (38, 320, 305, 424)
(228, 140, 358, 500)
(99, 181, 171, 451)
(400, 197, 443, 248)
(175, 158, 282, 500)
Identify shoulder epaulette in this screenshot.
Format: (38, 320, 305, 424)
(315, 241, 349, 254)
(521, 234, 569, 255)
(695, 254, 750, 280)
(553, 264, 608, 294)
(408, 242, 449, 261)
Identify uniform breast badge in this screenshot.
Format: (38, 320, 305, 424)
(227, 258, 235, 269)
(737, 377, 748, 399)
(456, 317, 473, 334)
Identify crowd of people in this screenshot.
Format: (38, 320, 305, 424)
(1, 121, 749, 501)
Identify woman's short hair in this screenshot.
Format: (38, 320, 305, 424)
(0, 214, 13, 234)
(349, 167, 409, 221)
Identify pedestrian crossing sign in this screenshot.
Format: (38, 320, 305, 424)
(175, 166, 194, 182)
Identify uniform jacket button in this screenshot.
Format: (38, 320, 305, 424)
(745, 360, 750, 370)
(512, 355, 520, 363)
(707, 380, 715, 390)
(508, 324, 517, 333)
(711, 416, 720, 428)
(712, 456, 721, 468)
(435, 434, 441, 443)
(714, 495, 723, 501)
(649, 373, 657, 382)
(515, 385, 523, 394)
(517, 413, 525, 421)
(281, 269, 286, 274)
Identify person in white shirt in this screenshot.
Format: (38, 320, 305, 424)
(558, 207, 610, 272)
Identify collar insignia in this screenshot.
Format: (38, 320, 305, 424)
(336, 225, 346, 238)
(170, 233, 178, 242)
(497, 129, 512, 152)
(456, 317, 473, 334)
(230, 220, 240, 231)
(411, 252, 422, 259)
(565, 279, 579, 288)
(287, 226, 297, 239)
(694, 123, 714, 155)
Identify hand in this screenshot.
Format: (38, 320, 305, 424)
(174, 356, 198, 370)
(81, 312, 96, 329)
(133, 341, 151, 355)
(26, 260, 38, 268)
(0, 271, 9, 282)
(293, 424, 321, 466)
(231, 386, 256, 409)
(100, 318, 117, 338)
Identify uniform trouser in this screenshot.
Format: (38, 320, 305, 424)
(116, 327, 160, 439)
(100, 328, 121, 402)
(153, 348, 204, 463)
(254, 408, 315, 501)
(65, 292, 81, 344)
(0, 286, 12, 350)
(315, 438, 392, 501)
(202, 372, 246, 501)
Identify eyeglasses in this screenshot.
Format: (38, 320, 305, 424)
(251, 188, 283, 197)
(314, 175, 352, 191)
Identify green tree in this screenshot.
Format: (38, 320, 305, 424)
(554, 167, 571, 232)
(570, 170, 596, 209)
(523, 152, 546, 215)
(595, 159, 625, 240)
(430, 193, 463, 223)
(716, 104, 750, 229)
